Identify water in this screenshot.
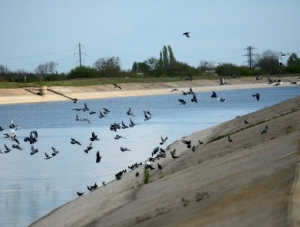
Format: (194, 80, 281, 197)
(0, 86, 299, 227)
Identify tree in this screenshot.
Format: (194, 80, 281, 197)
(287, 53, 300, 66)
(198, 60, 215, 73)
(93, 57, 122, 77)
(68, 66, 97, 79)
(0, 64, 10, 76)
(35, 61, 58, 75)
(255, 50, 281, 74)
(215, 63, 238, 77)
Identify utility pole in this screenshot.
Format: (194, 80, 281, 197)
(78, 43, 82, 67)
(244, 46, 255, 69)
(75, 43, 85, 67)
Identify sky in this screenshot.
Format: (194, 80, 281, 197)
(0, 0, 299, 73)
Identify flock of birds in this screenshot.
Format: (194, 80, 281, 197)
(1, 73, 277, 197)
(1, 31, 295, 198)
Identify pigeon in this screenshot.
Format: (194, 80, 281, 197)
(135, 172, 140, 177)
(12, 144, 23, 150)
(280, 52, 289, 56)
(73, 98, 79, 104)
(102, 181, 106, 186)
(4, 144, 11, 153)
(218, 98, 226, 102)
(182, 139, 192, 148)
(144, 83, 153, 88)
(192, 145, 196, 152)
(102, 108, 110, 114)
(114, 135, 126, 140)
(252, 93, 260, 101)
(244, 120, 249, 124)
(261, 126, 268, 134)
(113, 83, 122, 89)
(83, 102, 89, 111)
(183, 32, 190, 38)
(77, 192, 84, 196)
(191, 93, 198, 103)
(211, 91, 218, 98)
(71, 138, 81, 145)
(144, 112, 151, 121)
(178, 99, 187, 105)
(171, 88, 179, 92)
(0, 126, 4, 131)
(129, 118, 138, 127)
(44, 152, 53, 160)
(51, 147, 59, 156)
(157, 163, 163, 170)
(99, 111, 106, 118)
(220, 76, 226, 85)
(84, 143, 93, 153)
(160, 136, 168, 145)
(127, 108, 135, 117)
(90, 132, 99, 141)
(30, 146, 38, 155)
(228, 135, 233, 142)
(186, 73, 193, 81)
(121, 121, 129, 129)
(120, 147, 131, 152)
(96, 151, 102, 163)
(278, 59, 283, 67)
(256, 75, 262, 80)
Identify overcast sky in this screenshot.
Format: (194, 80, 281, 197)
(0, 0, 299, 73)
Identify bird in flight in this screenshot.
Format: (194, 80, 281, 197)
(211, 91, 218, 98)
(280, 52, 289, 56)
(113, 84, 122, 89)
(261, 126, 268, 134)
(96, 151, 102, 163)
(160, 136, 168, 145)
(252, 93, 260, 101)
(183, 32, 190, 38)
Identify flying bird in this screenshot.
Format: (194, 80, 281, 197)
(252, 93, 260, 101)
(30, 145, 38, 155)
(261, 126, 268, 134)
(77, 192, 84, 196)
(129, 118, 138, 127)
(44, 152, 53, 160)
(171, 88, 179, 92)
(120, 147, 131, 152)
(211, 91, 218, 98)
(96, 151, 102, 163)
(90, 132, 99, 141)
(51, 147, 59, 156)
(183, 32, 190, 38)
(182, 139, 192, 148)
(84, 143, 93, 153)
(160, 136, 168, 145)
(71, 138, 81, 145)
(220, 76, 226, 85)
(113, 83, 122, 89)
(178, 99, 187, 105)
(280, 52, 289, 56)
(218, 98, 226, 102)
(127, 108, 135, 117)
(114, 135, 126, 140)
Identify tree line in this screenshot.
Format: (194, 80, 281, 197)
(1, 46, 299, 83)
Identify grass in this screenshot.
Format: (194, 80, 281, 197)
(0, 74, 298, 89)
